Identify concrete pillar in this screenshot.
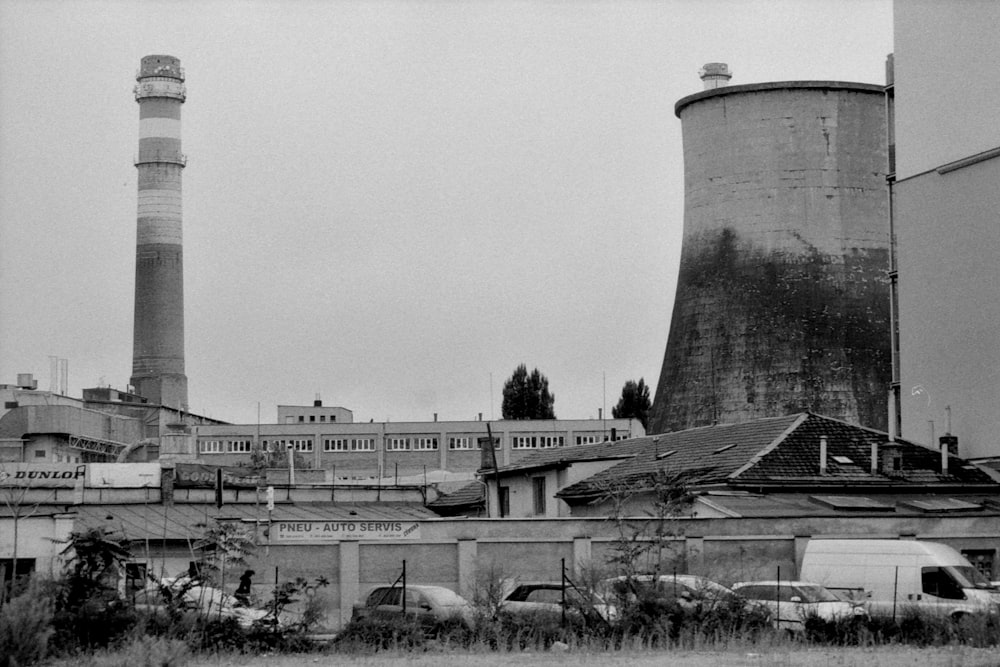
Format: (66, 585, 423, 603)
(457, 539, 478, 600)
(572, 536, 592, 577)
(685, 536, 705, 574)
(338, 541, 360, 628)
(793, 535, 811, 576)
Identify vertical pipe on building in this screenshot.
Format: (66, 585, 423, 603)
(819, 436, 828, 475)
(131, 55, 188, 410)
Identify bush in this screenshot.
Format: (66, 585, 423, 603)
(0, 578, 55, 667)
(332, 616, 429, 652)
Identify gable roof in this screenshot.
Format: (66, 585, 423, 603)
(425, 481, 485, 515)
(538, 413, 998, 503)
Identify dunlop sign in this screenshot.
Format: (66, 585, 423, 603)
(273, 521, 421, 543)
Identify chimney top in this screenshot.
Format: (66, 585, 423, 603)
(699, 62, 732, 90)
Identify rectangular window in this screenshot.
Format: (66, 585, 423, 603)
(200, 440, 223, 454)
(229, 440, 252, 453)
(35, 449, 47, 458)
(0, 558, 34, 590)
(449, 437, 473, 450)
(352, 438, 375, 452)
(512, 436, 541, 449)
(576, 435, 599, 445)
(298, 416, 304, 422)
(532, 476, 547, 515)
(324, 438, 350, 452)
(413, 437, 438, 451)
(309, 415, 315, 422)
(386, 437, 410, 451)
(538, 435, 563, 448)
(262, 439, 285, 450)
(962, 550, 995, 580)
(125, 562, 147, 596)
(290, 438, 313, 452)
(320, 416, 326, 422)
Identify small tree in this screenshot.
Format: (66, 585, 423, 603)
(193, 521, 256, 589)
(612, 378, 652, 430)
(501, 364, 555, 420)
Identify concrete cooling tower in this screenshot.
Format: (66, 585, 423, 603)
(648, 66, 890, 435)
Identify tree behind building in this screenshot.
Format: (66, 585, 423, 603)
(612, 378, 651, 430)
(501, 364, 555, 419)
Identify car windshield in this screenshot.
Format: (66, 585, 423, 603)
(948, 566, 995, 590)
(796, 585, 840, 603)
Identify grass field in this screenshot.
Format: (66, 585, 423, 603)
(191, 646, 1000, 667)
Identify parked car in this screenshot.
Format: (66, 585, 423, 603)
(132, 580, 281, 628)
(600, 574, 752, 614)
(499, 581, 616, 623)
(351, 584, 474, 628)
(731, 580, 867, 631)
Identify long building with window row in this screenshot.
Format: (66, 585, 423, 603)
(192, 417, 643, 479)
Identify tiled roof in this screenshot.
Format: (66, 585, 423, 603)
(735, 413, 997, 486)
(27, 502, 438, 541)
(550, 413, 999, 502)
(552, 414, 804, 500)
(426, 481, 485, 510)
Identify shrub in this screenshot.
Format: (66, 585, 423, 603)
(332, 616, 428, 652)
(0, 578, 55, 667)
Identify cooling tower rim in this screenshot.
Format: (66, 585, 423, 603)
(675, 80, 885, 118)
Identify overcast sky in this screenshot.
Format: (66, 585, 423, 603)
(0, 0, 893, 425)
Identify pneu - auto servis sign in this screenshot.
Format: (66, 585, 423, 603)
(273, 520, 422, 543)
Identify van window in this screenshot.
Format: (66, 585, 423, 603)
(921, 567, 966, 600)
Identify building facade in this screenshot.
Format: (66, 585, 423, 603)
(191, 417, 644, 480)
(891, 1, 1000, 459)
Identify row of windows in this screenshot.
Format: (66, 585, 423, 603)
(290, 415, 338, 423)
(324, 438, 375, 452)
(512, 435, 565, 449)
(199, 433, 629, 454)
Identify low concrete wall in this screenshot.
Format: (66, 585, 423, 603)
(227, 514, 1000, 629)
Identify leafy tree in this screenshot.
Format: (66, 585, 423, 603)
(501, 364, 555, 420)
(193, 520, 256, 588)
(612, 378, 651, 430)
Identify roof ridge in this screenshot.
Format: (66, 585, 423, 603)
(726, 413, 808, 480)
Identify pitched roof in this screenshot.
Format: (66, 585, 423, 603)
(425, 481, 485, 512)
(544, 413, 998, 502)
(735, 413, 996, 487)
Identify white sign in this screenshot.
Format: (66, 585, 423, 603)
(0, 463, 86, 488)
(89, 463, 161, 488)
(273, 520, 421, 543)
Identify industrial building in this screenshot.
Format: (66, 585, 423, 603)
(189, 410, 643, 481)
(889, 2, 1000, 460)
(649, 66, 891, 435)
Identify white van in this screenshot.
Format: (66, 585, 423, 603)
(800, 539, 1000, 619)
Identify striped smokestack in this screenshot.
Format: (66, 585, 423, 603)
(130, 55, 188, 411)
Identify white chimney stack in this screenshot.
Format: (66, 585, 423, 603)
(819, 436, 828, 475)
(871, 441, 878, 474)
(699, 62, 732, 90)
